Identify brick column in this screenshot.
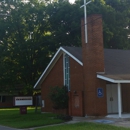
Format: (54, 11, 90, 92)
(81, 14, 107, 116)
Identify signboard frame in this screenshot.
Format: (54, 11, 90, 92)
(13, 96, 33, 106)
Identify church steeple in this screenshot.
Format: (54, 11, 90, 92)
(81, 14, 107, 116)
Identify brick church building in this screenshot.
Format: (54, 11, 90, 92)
(34, 14, 130, 118)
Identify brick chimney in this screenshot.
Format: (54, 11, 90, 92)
(81, 14, 107, 116)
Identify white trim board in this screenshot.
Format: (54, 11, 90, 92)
(34, 47, 83, 89)
(97, 74, 130, 83)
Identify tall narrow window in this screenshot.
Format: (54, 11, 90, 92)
(64, 54, 70, 91)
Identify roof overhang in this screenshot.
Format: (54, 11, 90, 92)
(34, 47, 83, 89)
(97, 74, 130, 83)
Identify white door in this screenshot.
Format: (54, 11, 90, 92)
(106, 84, 118, 113)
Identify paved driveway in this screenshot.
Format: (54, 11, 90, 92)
(0, 125, 20, 130)
(1, 116, 130, 130)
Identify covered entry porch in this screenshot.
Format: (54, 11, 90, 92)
(97, 74, 130, 118)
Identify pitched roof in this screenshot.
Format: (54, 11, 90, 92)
(63, 47, 130, 75)
(62, 46, 82, 62)
(98, 49, 130, 83)
(34, 46, 82, 89)
(34, 46, 130, 88)
(104, 49, 130, 74)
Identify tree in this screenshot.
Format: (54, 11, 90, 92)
(0, 0, 130, 95)
(0, 0, 82, 94)
(46, 0, 82, 50)
(49, 86, 69, 109)
(86, 0, 130, 49)
(0, 0, 51, 95)
(46, 0, 130, 49)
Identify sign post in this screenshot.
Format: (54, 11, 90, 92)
(13, 96, 33, 114)
(20, 106, 27, 114)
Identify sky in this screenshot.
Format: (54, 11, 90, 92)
(69, 0, 75, 4)
(22, 0, 76, 4)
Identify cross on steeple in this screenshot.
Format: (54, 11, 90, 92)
(80, 0, 92, 43)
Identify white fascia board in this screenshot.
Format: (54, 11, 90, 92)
(60, 47, 83, 66)
(97, 74, 130, 83)
(97, 74, 115, 83)
(34, 47, 83, 89)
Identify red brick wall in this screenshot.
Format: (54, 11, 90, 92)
(0, 103, 13, 108)
(41, 55, 64, 112)
(81, 15, 107, 116)
(69, 58, 84, 116)
(41, 54, 84, 114)
(70, 58, 84, 91)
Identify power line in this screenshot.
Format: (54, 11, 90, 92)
(41, 16, 102, 45)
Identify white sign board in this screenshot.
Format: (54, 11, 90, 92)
(14, 96, 33, 106)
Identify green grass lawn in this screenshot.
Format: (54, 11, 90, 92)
(0, 108, 63, 128)
(35, 122, 130, 130)
(0, 108, 129, 130)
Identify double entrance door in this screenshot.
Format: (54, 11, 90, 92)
(106, 84, 118, 113)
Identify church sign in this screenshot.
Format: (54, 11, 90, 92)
(14, 96, 33, 106)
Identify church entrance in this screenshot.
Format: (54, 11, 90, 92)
(106, 84, 118, 113)
(68, 91, 84, 116)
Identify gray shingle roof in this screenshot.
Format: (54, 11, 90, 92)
(34, 46, 130, 88)
(62, 46, 82, 62)
(62, 46, 130, 75)
(104, 49, 130, 74)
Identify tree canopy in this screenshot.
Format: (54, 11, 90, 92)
(0, 0, 130, 95)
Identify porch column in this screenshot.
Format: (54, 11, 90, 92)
(117, 83, 122, 118)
